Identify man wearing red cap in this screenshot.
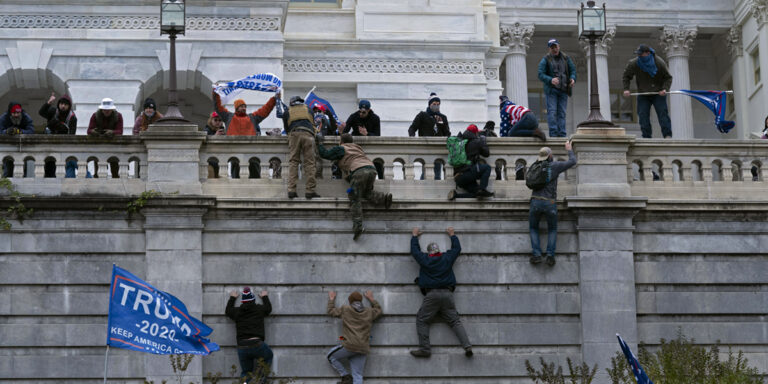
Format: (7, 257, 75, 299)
(448, 124, 494, 200)
(226, 286, 272, 383)
(212, 90, 279, 136)
(0, 102, 34, 135)
(327, 290, 382, 384)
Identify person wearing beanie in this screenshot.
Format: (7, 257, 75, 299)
(343, 99, 380, 137)
(0, 102, 34, 135)
(327, 289, 382, 384)
(409, 226, 472, 358)
(480, 120, 498, 138)
(212, 89, 279, 136)
(537, 38, 577, 137)
(498, 95, 546, 140)
(226, 286, 273, 383)
(408, 92, 450, 137)
(448, 124, 494, 200)
(317, 133, 393, 240)
(622, 44, 673, 138)
(87, 98, 124, 138)
(132, 97, 163, 135)
(204, 111, 225, 178)
(281, 95, 319, 199)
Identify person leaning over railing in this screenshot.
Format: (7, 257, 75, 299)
(132, 98, 162, 135)
(212, 89, 278, 136)
(204, 111, 225, 178)
(87, 98, 123, 178)
(1, 102, 35, 177)
(39, 92, 78, 177)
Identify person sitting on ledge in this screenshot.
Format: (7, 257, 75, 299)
(448, 124, 494, 200)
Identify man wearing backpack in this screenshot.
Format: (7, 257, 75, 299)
(447, 124, 493, 200)
(528, 141, 576, 266)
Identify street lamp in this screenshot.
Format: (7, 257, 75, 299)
(157, 0, 189, 123)
(577, 1, 614, 128)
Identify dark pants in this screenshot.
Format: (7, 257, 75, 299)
(506, 112, 539, 137)
(416, 289, 471, 351)
(637, 94, 672, 138)
(454, 163, 491, 198)
(348, 167, 387, 232)
(237, 340, 274, 384)
(529, 198, 558, 257)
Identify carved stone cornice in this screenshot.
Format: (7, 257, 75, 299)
(484, 67, 499, 80)
(579, 25, 616, 56)
(726, 26, 743, 57)
(751, 0, 768, 26)
(0, 15, 280, 31)
(500, 22, 535, 55)
(283, 59, 484, 75)
(660, 26, 698, 58)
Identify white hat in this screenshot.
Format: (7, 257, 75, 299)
(99, 98, 117, 110)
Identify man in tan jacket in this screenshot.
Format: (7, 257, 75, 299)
(317, 133, 392, 240)
(327, 290, 383, 384)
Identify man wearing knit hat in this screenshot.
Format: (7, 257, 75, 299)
(529, 141, 577, 267)
(537, 38, 577, 137)
(0, 102, 34, 135)
(226, 286, 273, 383)
(212, 89, 279, 136)
(327, 290, 382, 384)
(132, 97, 163, 135)
(409, 226, 472, 358)
(344, 99, 380, 137)
(448, 124, 494, 200)
(408, 92, 450, 137)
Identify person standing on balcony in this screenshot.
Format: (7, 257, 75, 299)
(212, 90, 279, 136)
(317, 133, 392, 240)
(529, 141, 577, 267)
(537, 39, 577, 138)
(622, 44, 673, 138)
(132, 98, 163, 135)
(282, 95, 319, 199)
(409, 93, 450, 179)
(448, 124, 494, 200)
(39, 93, 78, 177)
(0, 102, 34, 135)
(409, 226, 473, 358)
(226, 287, 273, 384)
(344, 99, 380, 137)
(87, 98, 123, 137)
(326, 290, 383, 384)
(498, 95, 547, 140)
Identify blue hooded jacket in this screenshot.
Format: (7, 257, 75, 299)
(411, 235, 461, 289)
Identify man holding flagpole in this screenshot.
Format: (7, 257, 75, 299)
(622, 44, 673, 139)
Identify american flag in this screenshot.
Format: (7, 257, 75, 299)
(499, 100, 531, 137)
(617, 334, 654, 384)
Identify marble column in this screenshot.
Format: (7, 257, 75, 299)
(500, 22, 534, 105)
(753, 2, 768, 135)
(580, 26, 616, 122)
(726, 26, 750, 139)
(661, 26, 697, 139)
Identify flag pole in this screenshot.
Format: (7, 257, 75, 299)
(103, 345, 110, 384)
(629, 90, 734, 96)
(305, 86, 316, 102)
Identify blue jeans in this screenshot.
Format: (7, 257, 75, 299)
(505, 112, 539, 137)
(529, 199, 558, 257)
(237, 341, 274, 384)
(637, 95, 672, 138)
(455, 163, 491, 198)
(545, 88, 568, 137)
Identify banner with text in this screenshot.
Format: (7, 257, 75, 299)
(213, 73, 282, 104)
(106, 265, 219, 355)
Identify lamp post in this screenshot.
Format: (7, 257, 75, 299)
(157, 0, 189, 123)
(577, 1, 614, 128)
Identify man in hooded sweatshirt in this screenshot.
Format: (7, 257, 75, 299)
(226, 286, 273, 383)
(409, 226, 472, 358)
(132, 97, 163, 135)
(39, 92, 77, 135)
(0, 102, 34, 135)
(327, 290, 383, 384)
(212, 90, 278, 136)
(622, 44, 673, 138)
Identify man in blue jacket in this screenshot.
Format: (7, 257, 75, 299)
(409, 226, 472, 358)
(537, 39, 577, 138)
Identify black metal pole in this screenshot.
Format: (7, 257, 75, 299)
(157, 30, 189, 123)
(578, 35, 614, 128)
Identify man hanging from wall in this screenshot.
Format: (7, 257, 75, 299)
(317, 133, 393, 240)
(226, 286, 273, 384)
(409, 226, 472, 358)
(326, 290, 383, 384)
(212, 90, 279, 136)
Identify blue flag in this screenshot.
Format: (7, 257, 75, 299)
(305, 91, 341, 125)
(678, 90, 735, 134)
(617, 334, 654, 384)
(213, 72, 282, 104)
(107, 265, 219, 355)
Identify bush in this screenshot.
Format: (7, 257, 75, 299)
(525, 357, 598, 384)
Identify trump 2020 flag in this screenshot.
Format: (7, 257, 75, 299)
(305, 91, 341, 125)
(213, 73, 282, 104)
(107, 265, 219, 355)
(617, 334, 654, 384)
(678, 90, 735, 134)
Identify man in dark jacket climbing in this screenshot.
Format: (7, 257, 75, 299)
(409, 226, 472, 358)
(448, 124, 494, 200)
(226, 286, 273, 384)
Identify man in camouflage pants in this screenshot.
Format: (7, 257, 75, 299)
(317, 133, 392, 240)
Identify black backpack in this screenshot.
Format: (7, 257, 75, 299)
(526, 160, 551, 190)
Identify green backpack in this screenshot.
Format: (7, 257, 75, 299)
(526, 160, 552, 190)
(446, 136, 471, 167)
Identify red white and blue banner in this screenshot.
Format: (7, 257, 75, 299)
(213, 72, 282, 104)
(617, 334, 654, 384)
(106, 265, 219, 355)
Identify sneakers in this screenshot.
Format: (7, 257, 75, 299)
(529, 255, 543, 265)
(447, 190, 456, 200)
(287, 191, 298, 199)
(337, 374, 353, 384)
(410, 349, 431, 358)
(533, 127, 547, 141)
(305, 192, 321, 199)
(384, 193, 393, 209)
(353, 227, 365, 241)
(476, 189, 495, 198)
(464, 347, 474, 357)
(545, 255, 556, 266)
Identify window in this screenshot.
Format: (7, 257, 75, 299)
(752, 48, 761, 85)
(528, 89, 546, 122)
(610, 89, 636, 123)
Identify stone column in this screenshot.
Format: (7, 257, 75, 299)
(485, 47, 506, 122)
(141, 123, 206, 194)
(580, 26, 616, 122)
(753, 2, 768, 136)
(661, 26, 697, 139)
(500, 22, 534, 105)
(726, 26, 750, 139)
